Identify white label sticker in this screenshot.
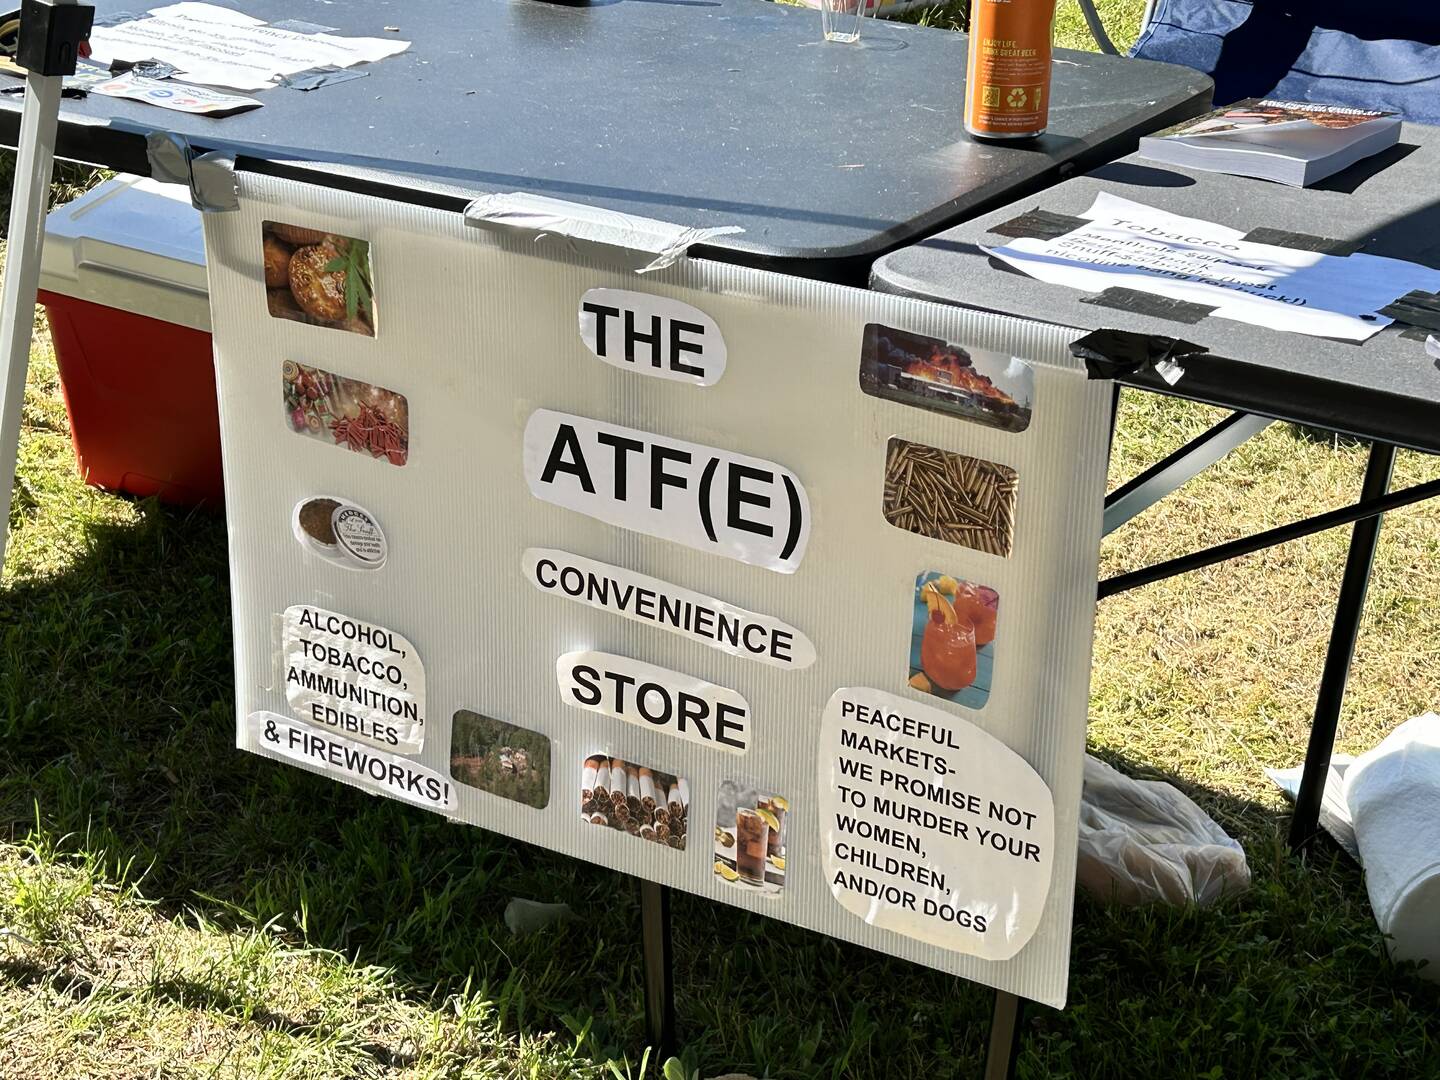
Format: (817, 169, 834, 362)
(247, 712, 455, 813)
(579, 288, 726, 386)
(282, 605, 426, 752)
(556, 650, 750, 754)
(522, 410, 811, 573)
(818, 688, 1054, 961)
(333, 504, 387, 566)
(523, 548, 816, 670)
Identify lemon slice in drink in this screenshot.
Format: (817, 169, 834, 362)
(755, 807, 780, 832)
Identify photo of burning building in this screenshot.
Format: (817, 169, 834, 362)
(858, 324, 1034, 433)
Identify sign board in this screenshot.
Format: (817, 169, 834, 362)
(203, 172, 1110, 1007)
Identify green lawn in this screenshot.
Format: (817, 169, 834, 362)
(4, 5, 1440, 1078)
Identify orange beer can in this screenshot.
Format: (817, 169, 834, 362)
(965, 0, 1058, 140)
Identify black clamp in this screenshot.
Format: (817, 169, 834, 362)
(16, 0, 93, 77)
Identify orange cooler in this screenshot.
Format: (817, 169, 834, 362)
(38, 175, 222, 505)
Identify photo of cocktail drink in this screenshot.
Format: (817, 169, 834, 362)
(760, 795, 787, 858)
(714, 781, 790, 896)
(735, 807, 770, 885)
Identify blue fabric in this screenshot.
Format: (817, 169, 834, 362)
(1131, 0, 1440, 124)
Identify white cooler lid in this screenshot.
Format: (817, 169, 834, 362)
(40, 174, 211, 332)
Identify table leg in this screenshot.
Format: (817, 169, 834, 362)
(983, 990, 1024, 1080)
(639, 879, 676, 1058)
(0, 64, 68, 569)
(1103, 412, 1273, 536)
(1288, 441, 1396, 852)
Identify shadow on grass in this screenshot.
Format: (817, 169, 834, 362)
(2, 498, 1437, 1079)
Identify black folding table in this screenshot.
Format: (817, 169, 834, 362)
(0, 3, 1215, 1076)
(0, 0, 1212, 281)
(870, 129, 1440, 862)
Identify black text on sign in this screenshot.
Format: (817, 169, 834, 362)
(523, 410, 811, 573)
(579, 288, 726, 386)
(557, 650, 750, 754)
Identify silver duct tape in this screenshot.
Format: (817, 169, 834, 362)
(189, 152, 238, 212)
(463, 192, 743, 273)
(142, 131, 237, 212)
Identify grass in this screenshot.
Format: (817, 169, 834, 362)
(4, 4, 1440, 1076)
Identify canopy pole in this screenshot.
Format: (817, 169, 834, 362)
(0, 0, 85, 572)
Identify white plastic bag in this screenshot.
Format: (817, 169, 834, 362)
(1077, 755, 1250, 907)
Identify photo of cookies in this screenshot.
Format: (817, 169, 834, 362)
(262, 221, 376, 336)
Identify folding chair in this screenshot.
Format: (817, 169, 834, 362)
(1075, 0, 1440, 123)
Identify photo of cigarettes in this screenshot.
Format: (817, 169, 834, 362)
(580, 756, 688, 850)
(714, 779, 788, 896)
(883, 437, 1018, 556)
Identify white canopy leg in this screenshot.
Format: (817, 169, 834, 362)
(0, 36, 70, 568)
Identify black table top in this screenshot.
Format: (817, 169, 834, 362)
(870, 129, 1440, 452)
(0, 0, 1211, 280)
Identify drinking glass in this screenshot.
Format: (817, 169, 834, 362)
(820, 0, 864, 43)
(760, 796, 786, 857)
(735, 808, 770, 885)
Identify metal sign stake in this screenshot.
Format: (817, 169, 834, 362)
(639, 879, 676, 1059)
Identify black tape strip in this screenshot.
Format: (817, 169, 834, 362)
(1080, 287, 1216, 324)
(988, 209, 1088, 241)
(1070, 329, 1207, 382)
(1240, 227, 1361, 256)
(1377, 290, 1440, 332)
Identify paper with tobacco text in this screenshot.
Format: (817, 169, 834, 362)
(985, 193, 1440, 342)
(87, 3, 409, 91)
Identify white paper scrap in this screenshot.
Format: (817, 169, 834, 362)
(985, 193, 1440, 342)
(86, 70, 262, 114)
(87, 2, 410, 91)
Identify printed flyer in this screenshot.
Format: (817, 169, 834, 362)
(203, 171, 1109, 1008)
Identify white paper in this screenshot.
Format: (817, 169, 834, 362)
(521, 409, 812, 573)
(985, 193, 1440, 342)
(86, 70, 262, 114)
(88, 3, 410, 91)
(579, 288, 726, 386)
(247, 712, 454, 813)
(1264, 759, 1357, 858)
(556, 650, 751, 754)
(818, 688, 1055, 961)
(281, 604, 425, 752)
(522, 548, 816, 669)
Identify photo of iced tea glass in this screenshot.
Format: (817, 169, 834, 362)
(735, 807, 770, 885)
(759, 795, 786, 858)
